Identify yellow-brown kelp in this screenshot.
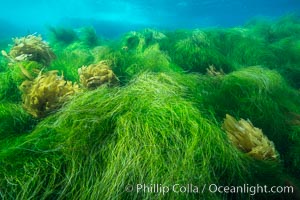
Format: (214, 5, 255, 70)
(78, 60, 118, 89)
(222, 114, 278, 160)
(206, 65, 225, 76)
(20, 70, 79, 118)
(2, 34, 56, 66)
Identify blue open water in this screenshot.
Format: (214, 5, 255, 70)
(0, 0, 299, 38)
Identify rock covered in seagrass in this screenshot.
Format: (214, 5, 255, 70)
(78, 60, 118, 89)
(222, 114, 278, 160)
(1, 34, 55, 66)
(20, 70, 79, 118)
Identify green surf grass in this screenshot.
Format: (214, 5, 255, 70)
(0, 103, 34, 139)
(172, 30, 234, 73)
(203, 66, 300, 181)
(1, 15, 300, 200)
(49, 47, 94, 82)
(286, 126, 300, 180)
(0, 71, 21, 102)
(0, 72, 258, 200)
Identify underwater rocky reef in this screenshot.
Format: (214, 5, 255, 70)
(0, 15, 300, 199)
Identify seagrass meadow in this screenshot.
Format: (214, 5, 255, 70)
(1, 15, 300, 200)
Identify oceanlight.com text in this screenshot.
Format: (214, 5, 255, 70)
(125, 183, 294, 196)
